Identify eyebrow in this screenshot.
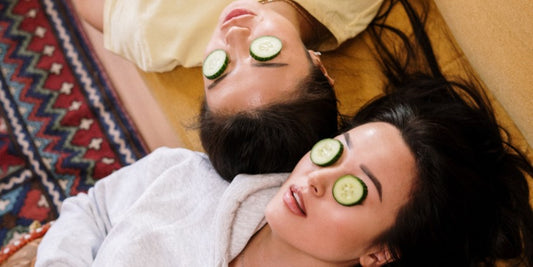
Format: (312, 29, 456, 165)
(343, 132, 383, 202)
(361, 165, 383, 202)
(207, 62, 288, 90)
(207, 72, 231, 90)
(252, 62, 288, 68)
(343, 133, 352, 149)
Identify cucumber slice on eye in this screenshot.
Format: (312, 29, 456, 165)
(310, 138, 343, 167)
(203, 49, 229, 80)
(333, 175, 368, 206)
(250, 36, 282, 61)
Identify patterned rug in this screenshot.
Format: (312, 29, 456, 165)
(0, 0, 148, 246)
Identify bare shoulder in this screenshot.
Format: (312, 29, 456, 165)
(72, 0, 104, 32)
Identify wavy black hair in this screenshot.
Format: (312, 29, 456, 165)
(350, 0, 533, 266)
(200, 64, 338, 181)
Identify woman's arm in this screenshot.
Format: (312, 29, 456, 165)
(72, 0, 104, 32)
(34, 147, 186, 266)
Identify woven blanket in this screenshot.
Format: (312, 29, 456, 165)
(0, 0, 148, 246)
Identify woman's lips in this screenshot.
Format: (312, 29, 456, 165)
(223, 8, 256, 24)
(283, 185, 307, 217)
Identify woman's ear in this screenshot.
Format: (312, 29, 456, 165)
(359, 247, 393, 267)
(308, 50, 335, 86)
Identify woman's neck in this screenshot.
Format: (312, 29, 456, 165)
(230, 224, 341, 267)
(230, 224, 270, 267)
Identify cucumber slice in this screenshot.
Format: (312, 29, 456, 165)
(310, 138, 343, 166)
(203, 49, 229, 80)
(250, 36, 282, 61)
(333, 175, 368, 206)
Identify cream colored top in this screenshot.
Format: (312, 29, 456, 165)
(103, 0, 383, 72)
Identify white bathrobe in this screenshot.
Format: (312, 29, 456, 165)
(35, 147, 288, 266)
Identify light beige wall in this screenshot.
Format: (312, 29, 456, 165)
(433, 0, 533, 148)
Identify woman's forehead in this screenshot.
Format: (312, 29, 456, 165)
(205, 53, 311, 113)
(342, 122, 416, 200)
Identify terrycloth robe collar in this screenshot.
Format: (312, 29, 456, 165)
(212, 173, 288, 266)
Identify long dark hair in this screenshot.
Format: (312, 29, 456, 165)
(200, 65, 338, 181)
(352, 0, 533, 266)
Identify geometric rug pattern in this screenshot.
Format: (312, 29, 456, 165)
(0, 0, 148, 246)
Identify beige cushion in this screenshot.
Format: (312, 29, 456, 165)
(434, 0, 533, 149)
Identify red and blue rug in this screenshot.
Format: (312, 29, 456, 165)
(0, 0, 148, 246)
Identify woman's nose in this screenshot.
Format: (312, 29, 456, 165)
(224, 26, 251, 58)
(307, 169, 336, 197)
